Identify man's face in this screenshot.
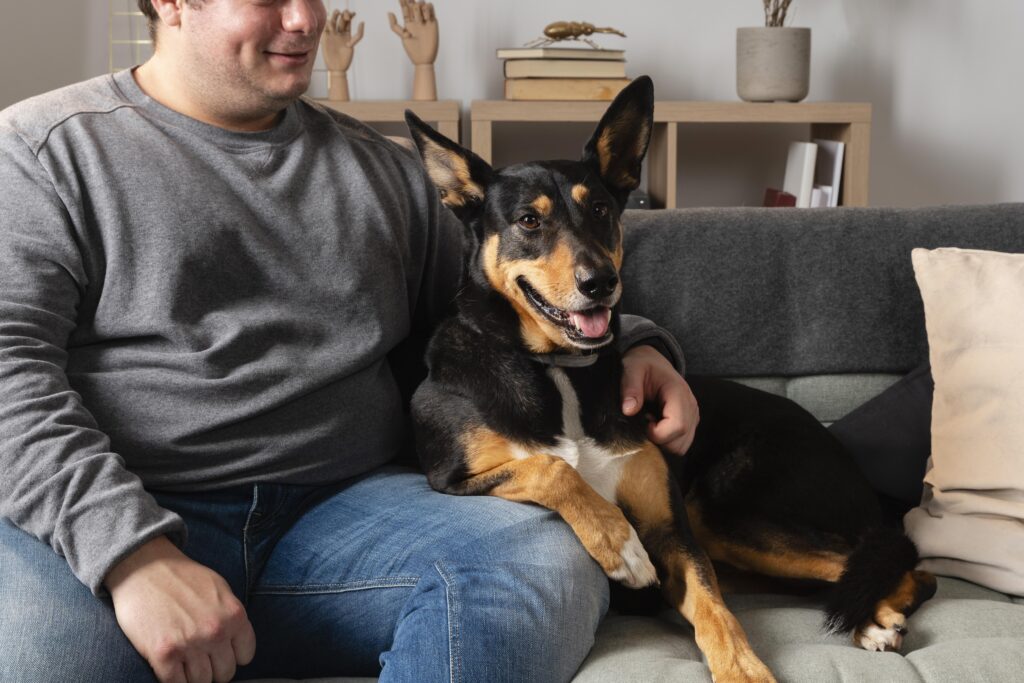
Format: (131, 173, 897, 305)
(178, 0, 327, 117)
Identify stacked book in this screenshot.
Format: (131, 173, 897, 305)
(764, 139, 846, 208)
(496, 47, 629, 101)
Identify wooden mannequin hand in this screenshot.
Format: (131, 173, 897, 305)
(387, 0, 439, 66)
(322, 9, 364, 73)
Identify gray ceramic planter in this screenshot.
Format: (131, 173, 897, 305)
(736, 27, 811, 102)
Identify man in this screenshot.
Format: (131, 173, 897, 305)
(0, 1, 698, 682)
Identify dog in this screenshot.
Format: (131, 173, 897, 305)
(404, 76, 936, 683)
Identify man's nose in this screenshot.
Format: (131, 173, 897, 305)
(282, 0, 324, 34)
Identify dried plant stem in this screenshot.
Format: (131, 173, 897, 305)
(763, 0, 793, 27)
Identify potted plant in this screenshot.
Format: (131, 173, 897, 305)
(736, 0, 810, 102)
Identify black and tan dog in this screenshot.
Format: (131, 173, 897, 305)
(405, 77, 935, 682)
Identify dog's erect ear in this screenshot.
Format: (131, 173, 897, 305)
(581, 76, 654, 205)
(405, 110, 493, 215)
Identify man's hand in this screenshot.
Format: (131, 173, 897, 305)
(105, 536, 256, 683)
(621, 344, 699, 456)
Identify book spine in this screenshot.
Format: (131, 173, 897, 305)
(503, 60, 627, 79)
(504, 78, 631, 101)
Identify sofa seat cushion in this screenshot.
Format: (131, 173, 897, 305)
(246, 578, 1024, 683)
(573, 577, 1024, 683)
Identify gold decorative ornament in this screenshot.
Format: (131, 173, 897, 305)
(524, 21, 626, 49)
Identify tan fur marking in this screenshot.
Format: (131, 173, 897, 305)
(884, 571, 921, 613)
(596, 128, 615, 176)
(596, 125, 641, 189)
(422, 139, 484, 208)
(463, 452, 637, 575)
(680, 562, 774, 682)
(611, 244, 624, 271)
(530, 194, 553, 217)
(870, 569, 935, 630)
(611, 222, 625, 270)
(482, 235, 580, 353)
(460, 426, 521, 476)
(873, 604, 906, 631)
(686, 501, 846, 582)
(709, 542, 845, 582)
(615, 444, 774, 682)
(616, 441, 674, 525)
(571, 184, 589, 204)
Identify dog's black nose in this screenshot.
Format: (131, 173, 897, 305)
(576, 266, 619, 299)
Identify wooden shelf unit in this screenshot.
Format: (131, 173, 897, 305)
(470, 100, 872, 208)
(315, 99, 461, 143)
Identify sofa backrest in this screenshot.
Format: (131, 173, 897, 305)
(621, 204, 1024, 420)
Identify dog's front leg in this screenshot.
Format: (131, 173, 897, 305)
(443, 428, 657, 588)
(616, 442, 776, 683)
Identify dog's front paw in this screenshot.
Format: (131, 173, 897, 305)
(607, 525, 658, 588)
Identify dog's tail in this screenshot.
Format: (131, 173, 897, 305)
(824, 526, 937, 633)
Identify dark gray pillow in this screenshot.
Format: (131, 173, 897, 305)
(828, 362, 933, 505)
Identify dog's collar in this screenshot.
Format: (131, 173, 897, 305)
(530, 352, 600, 368)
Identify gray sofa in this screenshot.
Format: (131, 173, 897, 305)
(258, 204, 1024, 682)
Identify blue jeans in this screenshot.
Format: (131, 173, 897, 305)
(0, 466, 609, 682)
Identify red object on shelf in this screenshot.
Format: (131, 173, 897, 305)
(763, 188, 797, 207)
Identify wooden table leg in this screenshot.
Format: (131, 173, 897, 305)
(471, 120, 493, 165)
(647, 122, 678, 209)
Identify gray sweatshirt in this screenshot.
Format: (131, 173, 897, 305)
(0, 69, 682, 596)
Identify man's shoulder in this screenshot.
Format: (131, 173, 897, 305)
(296, 96, 422, 165)
(0, 73, 128, 153)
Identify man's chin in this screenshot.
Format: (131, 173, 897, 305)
(256, 78, 312, 106)
(249, 64, 314, 100)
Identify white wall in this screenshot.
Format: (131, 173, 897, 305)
(2, 0, 1022, 207)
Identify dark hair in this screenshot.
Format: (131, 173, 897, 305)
(137, 1, 159, 41)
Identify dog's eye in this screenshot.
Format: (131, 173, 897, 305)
(516, 214, 541, 231)
(592, 202, 610, 219)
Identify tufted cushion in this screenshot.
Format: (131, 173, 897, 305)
(573, 577, 1024, 682)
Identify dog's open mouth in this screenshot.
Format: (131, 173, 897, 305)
(516, 277, 613, 346)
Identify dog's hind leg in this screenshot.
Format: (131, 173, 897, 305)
(824, 528, 937, 652)
(685, 506, 936, 652)
(616, 443, 776, 683)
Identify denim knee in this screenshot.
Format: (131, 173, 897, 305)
(0, 521, 155, 683)
(427, 506, 611, 683)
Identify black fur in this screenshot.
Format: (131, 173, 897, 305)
(679, 376, 928, 633)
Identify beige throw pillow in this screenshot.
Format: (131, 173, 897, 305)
(904, 247, 1024, 596)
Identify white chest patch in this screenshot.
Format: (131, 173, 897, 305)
(518, 367, 638, 503)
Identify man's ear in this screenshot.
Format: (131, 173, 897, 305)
(149, 0, 184, 29)
(581, 76, 654, 207)
(405, 111, 492, 216)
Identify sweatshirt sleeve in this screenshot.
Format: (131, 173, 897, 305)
(0, 127, 186, 596)
(416, 201, 467, 330)
(617, 313, 687, 376)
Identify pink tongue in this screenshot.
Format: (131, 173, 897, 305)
(569, 308, 611, 338)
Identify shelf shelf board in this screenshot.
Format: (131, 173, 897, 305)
(471, 100, 871, 124)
